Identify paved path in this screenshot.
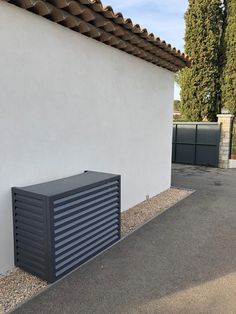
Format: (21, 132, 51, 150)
(13, 165, 236, 314)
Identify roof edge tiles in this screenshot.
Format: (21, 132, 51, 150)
(4, 0, 191, 72)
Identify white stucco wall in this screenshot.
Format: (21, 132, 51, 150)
(0, 2, 174, 274)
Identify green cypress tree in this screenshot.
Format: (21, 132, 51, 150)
(221, 0, 236, 114)
(179, 0, 223, 121)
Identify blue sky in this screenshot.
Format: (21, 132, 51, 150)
(104, 0, 188, 99)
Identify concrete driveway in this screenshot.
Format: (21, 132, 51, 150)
(12, 164, 236, 314)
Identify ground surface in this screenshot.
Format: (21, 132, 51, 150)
(9, 165, 236, 313)
(0, 188, 189, 313)
(121, 188, 191, 236)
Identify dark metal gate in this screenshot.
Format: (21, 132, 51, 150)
(172, 122, 221, 167)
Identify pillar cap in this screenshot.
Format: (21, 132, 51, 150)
(217, 114, 234, 118)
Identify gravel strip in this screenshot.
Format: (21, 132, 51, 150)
(0, 187, 192, 313)
(0, 269, 47, 313)
(121, 187, 193, 236)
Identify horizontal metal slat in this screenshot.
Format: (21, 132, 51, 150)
(55, 229, 118, 264)
(55, 225, 118, 259)
(54, 196, 118, 221)
(53, 180, 119, 206)
(14, 194, 43, 207)
(17, 262, 46, 279)
(56, 232, 118, 267)
(16, 248, 45, 264)
(15, 221, 45, 238)
(15, 207, 44, 222)
(55, 218, 119, 249)
(54, 203, 118, 228)
(173, 142, 218, 147)
(54, 197, 118, 222)
(15, 214, 44, 229)
(54, 208, 119, 235)
(55, 234, 119, 274)
(16, 239, 45, 255)
(16, 254, 46, 271)
(55, 215, 119, 245)
(15, 200, 44, 215)
(15, 234, 44, 249)
(53, 190, 119, 213)
(16, 237, 45, 257)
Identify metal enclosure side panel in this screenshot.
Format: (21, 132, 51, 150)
(12, 188, 48, 281)
(45, 196, 56, 283)
(12, 188, 18, 267)
(118, 176, 121, 239)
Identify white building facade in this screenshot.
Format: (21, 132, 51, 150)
(0, 0, 189, 274)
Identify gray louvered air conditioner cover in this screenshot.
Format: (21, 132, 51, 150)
(12, 171, 121, 283)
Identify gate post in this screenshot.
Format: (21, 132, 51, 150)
(217, 114, 234, 168)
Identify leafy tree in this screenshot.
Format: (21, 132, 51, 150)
(174, 100, 181, 112)
(221, 0, 236, 114)
(179, 0, 223, 121)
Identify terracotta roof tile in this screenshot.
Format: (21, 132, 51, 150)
(4, 0, 191, 72)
